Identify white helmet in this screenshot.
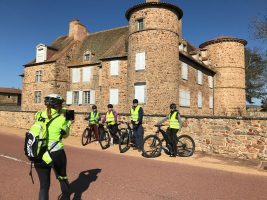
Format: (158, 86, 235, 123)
(44, 94, 64, 106)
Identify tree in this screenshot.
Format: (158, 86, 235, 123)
(251, 15, 267, 42)
(261, 98, 267, 111)
(245, 48, 267, 104)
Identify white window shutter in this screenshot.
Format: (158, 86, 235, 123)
(109, 89, 119, 105)
(179, 90, 190, 107)
(110, 60, 119, 76)
(83, 67, 91, 82)
(90, 90, 96, 104)
(72, 68, 80, 83)
(135, 85, 146, 104)
(182, 62, 188, 80)
(135, 52, 145, 70)
(198, 70, 203, 85)
(209, 96, 213, 109)
(208, 76, 213, 88)
(66, 91, 72, 105)
(135, 53, 140, 70)
(198, 92, 202, 108)
(78, 91, 83, 105)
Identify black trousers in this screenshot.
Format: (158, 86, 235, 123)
(34, 149, 70, 200)
(133, 125, 144, 149)
(108, 124, 119, 139)
(163, 128, 179, 155)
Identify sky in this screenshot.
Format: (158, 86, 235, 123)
(0, 0, 266, 103)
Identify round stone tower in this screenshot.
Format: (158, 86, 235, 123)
(199, 37, 247, 116)
(125, 0, 183, 115)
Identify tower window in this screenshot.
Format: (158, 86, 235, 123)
(35, 70, 42, 82)
(137, 19, 144, 31)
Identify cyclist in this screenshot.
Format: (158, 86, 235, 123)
(85, 105, 100, 144)
(102, 104, 119, 145)
(130, 99, 144, 152)
(156, 103, 182, 157)
(34, 94, 72, 200)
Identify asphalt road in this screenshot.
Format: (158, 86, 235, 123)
(1, 132, 267, 200)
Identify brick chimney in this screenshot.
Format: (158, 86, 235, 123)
(146, 0, 160, 2)
(68, 19, 88, 41)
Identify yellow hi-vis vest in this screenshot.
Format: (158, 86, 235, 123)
(130, 105, 141, 123)
(89, 112, 99, 125)
(106, 111, 115, 125)
(168, 111, 180, 130)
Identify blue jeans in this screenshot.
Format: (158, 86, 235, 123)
(133, 125, 144, 149)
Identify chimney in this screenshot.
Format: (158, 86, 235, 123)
(146, 0, 160, 2)
(69, 19, 88, 41)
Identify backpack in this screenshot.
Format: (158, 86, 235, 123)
(24, 112, 60, 162)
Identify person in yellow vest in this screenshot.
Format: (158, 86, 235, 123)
(130, 99, 144, 151)
(84, 105, 100, 144)
(156, 103, 182, 157)
(102, 104, 119, 145)
(33, 94, 72, 200)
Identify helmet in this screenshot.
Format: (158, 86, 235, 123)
(44, 94, 64, 106)
(92, 105, 97, 109)
(133, 99, 138, 104)
(170, 103, 176, 110)
(107, 104, 113, 108)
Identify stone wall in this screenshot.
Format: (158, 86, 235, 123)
(1, 110, 266, 161)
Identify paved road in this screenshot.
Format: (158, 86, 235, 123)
(1, 132, 267, 200)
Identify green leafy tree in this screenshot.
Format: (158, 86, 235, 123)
(245, 48, 267, 103)
(261, 98, 267, 111)
(251, 15, 267, 42)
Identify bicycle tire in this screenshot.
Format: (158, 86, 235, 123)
(81, 128, 90, 146)
(142, 135, 162, 158)
(119, 128, 130, 153)
(99, 128, 110, 149)
(176, 135, 195, 157)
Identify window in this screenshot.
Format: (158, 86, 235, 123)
(109, 89, 119, 105)
(36, 44, 47, 63)
(66, 91, 72, 105)
(198, 92, 202, 108)
(72, 68, 80, 83)
(73, 91, 79, 105)
(83, 51, 91, 61)
(35, 70, 42, 82)
(208, 76, 213, 88)
(181, 62, 188, 80)
(83, 67, 91, 82)
(135, 52, 146, 70)
(137, 18, 144, 31)
(83, 91, 90, 104)
(197, 70, 203, 85)
(135, 83, 146, 104)
(209, 96, 213, 109)
(34, 91, 42, 104)
(110, 60, 119, 76)
(179, 89, 190, 107)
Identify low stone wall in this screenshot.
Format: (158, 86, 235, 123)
(0, 110, 267, 161)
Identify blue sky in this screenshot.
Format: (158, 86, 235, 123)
(0, 0, 266, 103)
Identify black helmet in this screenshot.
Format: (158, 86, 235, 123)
(133, 99, 138, 104)
(44, 94, 64, 106)
(107, 104, 113, 108)
(92, 105, 97, 109)
(170, 103, 176, 110)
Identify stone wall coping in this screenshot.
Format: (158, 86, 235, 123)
(1, 110, 266, 120)
(199, 37, 247, 48)
(125, 2, 183, 20)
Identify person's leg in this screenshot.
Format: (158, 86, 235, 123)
(162, 128, 173, 154)
(35, 164, 51, 200)
(170, 129, 178, 156)
(51, 150, 70, 200)
(92, 125, 99, 141)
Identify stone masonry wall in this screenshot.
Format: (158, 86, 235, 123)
(1, 110, 266, 161)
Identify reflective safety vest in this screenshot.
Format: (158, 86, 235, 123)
(106, 111, 116, 125)
(130, 105, 141, 123)
(168, 111, 180, 130)
(89, 112, 99, 125)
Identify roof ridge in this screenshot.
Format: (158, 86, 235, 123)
(88, 26, 128, 36)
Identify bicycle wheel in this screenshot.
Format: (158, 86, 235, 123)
(119, 128, 130, 153)
(99, 128, 110, 149)
(176, 135, 195, 157)
(81, 128, 91, 146)
(142, 135, 162, 158)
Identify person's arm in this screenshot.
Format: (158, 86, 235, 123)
(177, 113, 183, 127)
(60, 119, 72, 139)
(156, 116, 168, 125)
(102, 114, 106, 124)
(138, 107, 144, 125)
(114, 111, 118, 123)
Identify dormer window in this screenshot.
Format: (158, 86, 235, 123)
(137, 18, 144, 31)
(83, 51, 92, 61)
(36, 44, 47, 63)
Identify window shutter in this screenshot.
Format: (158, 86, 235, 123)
(198, 70, 203, 85)
(209, 96, 213, 109)
(66, 91, 72, 105)
(110, 60, 119, 76)
(198, 92, 202, 108)
(208, 76, 213, 88)
(135, 85, 146, 103)
(109, 89, 119, 105)
(72, 68, 80, 83)
(90, 90, 96, 104)
(83, 67, 91, 82)
(78, 91, 83, 105)
(135, 52, 145, 70)
(181, 62, 188, 80)
(179, 90, 190, 107)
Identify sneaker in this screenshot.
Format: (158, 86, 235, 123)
(95, 141, 99, 145)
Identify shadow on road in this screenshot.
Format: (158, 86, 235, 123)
(70, 168, 102, 200)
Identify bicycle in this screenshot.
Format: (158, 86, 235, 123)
(142, 124, 195, 158)
(99, 122, 121, 150)
(81, 124, 96, 146)
(118, 121, 135, 153)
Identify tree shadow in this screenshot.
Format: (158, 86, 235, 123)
(70, 168, 102, 200)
